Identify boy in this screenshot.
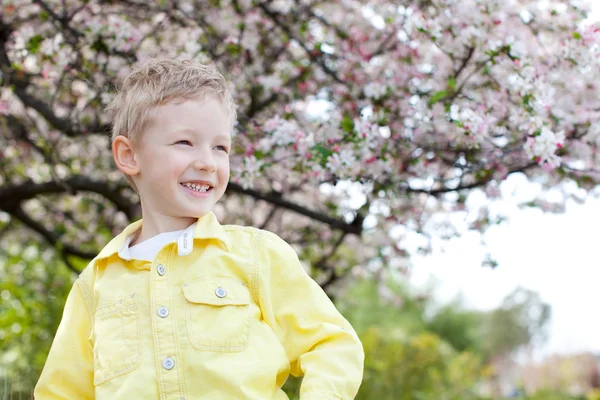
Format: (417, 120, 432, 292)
(34, 58, 364, 399)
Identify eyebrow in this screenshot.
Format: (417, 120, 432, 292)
(214, 134, 232, 143)
(172, 129, 231, 142)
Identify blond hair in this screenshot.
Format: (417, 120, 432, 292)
(106, 58, 236, 189)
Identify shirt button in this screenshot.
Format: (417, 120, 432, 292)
(162, 357, 175, 370)
(157, 306, 169, 318)
(215, 287, 227, 298)
(157, 264, 166, 276)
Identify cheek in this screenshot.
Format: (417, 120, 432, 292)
(219, 159, 230, 181)
(164, 154, 190, 175)
(220, 165, 230, 179)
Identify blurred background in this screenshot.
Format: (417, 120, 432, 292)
(2, 0, 600, 399)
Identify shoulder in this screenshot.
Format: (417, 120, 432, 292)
(223, 224, 289, 245)
(223, 224, 296, 255)
(71, 258, 100, 316)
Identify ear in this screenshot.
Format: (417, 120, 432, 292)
(112, 135, 140, 177)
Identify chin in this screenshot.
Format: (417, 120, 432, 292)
(188, 209, 213, 218)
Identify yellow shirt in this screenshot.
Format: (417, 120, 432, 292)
(34, 212, 364, 400)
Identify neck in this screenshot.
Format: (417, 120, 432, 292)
(133, 209, 197, 246)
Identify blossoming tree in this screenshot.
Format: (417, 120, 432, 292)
(1, 0, 599, 289)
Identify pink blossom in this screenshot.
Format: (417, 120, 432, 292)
(264, 116, 283, 133)
(4, 0, 600, 280)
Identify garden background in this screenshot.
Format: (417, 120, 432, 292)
(2, 0, 600, 398)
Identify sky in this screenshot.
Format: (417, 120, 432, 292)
(410, 178, 600, 357)
(316, 1, 600, 358)
(590, 3, 600, 21)
(408, 3, 600, 359)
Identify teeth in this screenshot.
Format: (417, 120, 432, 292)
(182, 183, 211, 192)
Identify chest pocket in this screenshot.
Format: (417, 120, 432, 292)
(182, 278, 251, 352)
(92, 293, 141, 385)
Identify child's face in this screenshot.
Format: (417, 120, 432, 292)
(132, 96, 231, 224)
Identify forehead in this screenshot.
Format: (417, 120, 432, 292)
(144, 96, 232, 138)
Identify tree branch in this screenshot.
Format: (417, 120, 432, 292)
(32, 0, 84, 41)
(8, 205, 97, 261)
(10, 85, 111, 137)
(245, 71, 307, 119)
(1, 175, 362, 236)
(259, 205, 279, 230)
(314, 232, 347, 271)
(0, 176, 137, 220)
(226, 182, 363, 235)
(258, 2, 345, 85)
(317, 232, 349, 291)
(0, 23, 110, 138)
(401, 161, 538, 195)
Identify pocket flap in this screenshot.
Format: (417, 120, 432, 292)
(95, 293, 137, 319)
(182, 278, 250, 306)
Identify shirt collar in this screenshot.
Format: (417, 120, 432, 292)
(97, 211, 231, 261)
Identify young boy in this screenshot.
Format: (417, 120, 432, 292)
(34, 58, 364, 399)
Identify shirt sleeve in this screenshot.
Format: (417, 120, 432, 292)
(256, 231, 364, 400)
(34, 278, 95, 399)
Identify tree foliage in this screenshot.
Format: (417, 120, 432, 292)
(0, 0, 597, 397)
(0, 241, 75, 394)
(1, 0, 599, 291)
(482, 286, 551, 360)
(283, 279, 553, 399)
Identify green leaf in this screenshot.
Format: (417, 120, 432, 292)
(253, 150, 267, 160)
(341, 116, 354, 133)
(227, 43, 241, 57)
(429, 90, 448, 105)
(314, 143, 333, 159)
(447, 77, 456, 90)
(300, 21, 309, 36)
(572, 31, 582, 40)
(25, 35, 44, 54)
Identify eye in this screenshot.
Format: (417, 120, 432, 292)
(175, 140, 192, 146)
(214, 145, 229, 153)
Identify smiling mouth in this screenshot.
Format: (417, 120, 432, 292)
(181, 182, 213, 193)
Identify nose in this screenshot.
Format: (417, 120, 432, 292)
(192, 149, 217, 172)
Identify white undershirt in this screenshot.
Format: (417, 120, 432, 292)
(128, 228, 186, 262)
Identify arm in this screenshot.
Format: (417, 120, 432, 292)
(256, 232, 364, 400)
(34, 278, 95, 399)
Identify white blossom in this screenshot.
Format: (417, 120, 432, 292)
(364, 82, 387, 100)
(525, 127, 565, 168)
